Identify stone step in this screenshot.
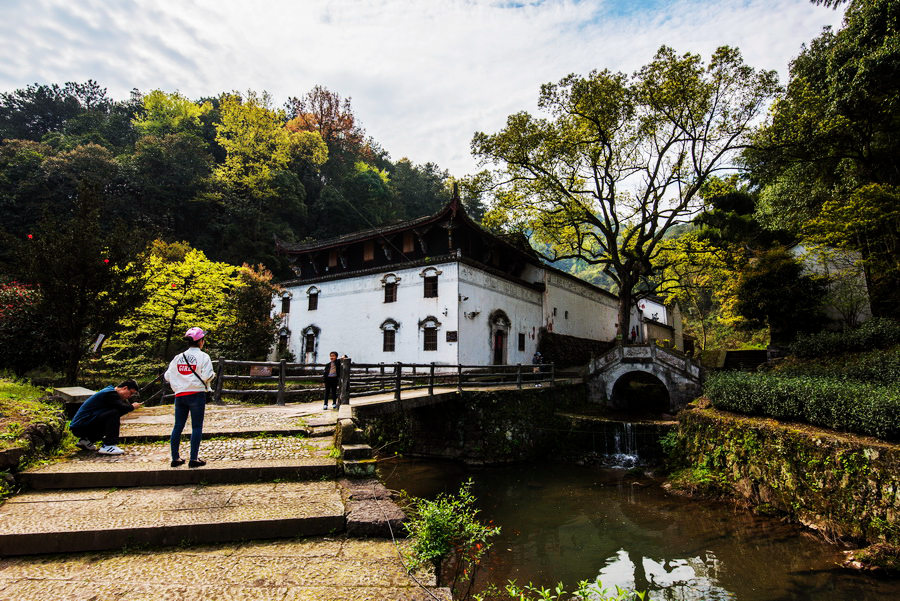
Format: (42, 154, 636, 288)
(21, 437, 338, 489)
(118, 403, 336, 442)
(341, 478, 406, 538)
(0, 537, 450, 600)
(343, 458, 377, 478)
(0, 481, 345, 556)
(341, 443, 374, 460)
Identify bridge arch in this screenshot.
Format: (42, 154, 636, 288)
(610, 370, 670, 414)
(588, 344, 702, 412)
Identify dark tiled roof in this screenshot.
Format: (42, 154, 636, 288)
(276, 204, 454, 253)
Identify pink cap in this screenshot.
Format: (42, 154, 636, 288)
(185, 327, 205, 341)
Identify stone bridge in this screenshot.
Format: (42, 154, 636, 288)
(587, 344, 702, 412)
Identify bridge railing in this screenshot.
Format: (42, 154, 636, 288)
(345, 361, 555, 401)
(150, 358, 557, 406)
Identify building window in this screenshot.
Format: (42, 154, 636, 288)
(328, 250, 337, 267)
(403, 232, 415, 253)
(420, 267, 442, 299)
(424, 327, 437, 351)
(385, 282, 397, 303)
(281, 294, 291, 314)
(424, 276, 438, 298)
(380, 318, 399, 353)
(383, 329, 396, 352)
(565, 310, 569, 319)
(518, 333, 526, 351)
(553, 307, 557, 316)
(278, 327, 290, 355)
(306, 287, 320, 310)
(363, 241, 374, 262)
(418, 316, 441, 352)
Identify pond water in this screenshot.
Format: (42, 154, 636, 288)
(378, 459, 900, 601)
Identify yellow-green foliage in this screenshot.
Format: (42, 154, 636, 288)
(0, 378, 54, 451)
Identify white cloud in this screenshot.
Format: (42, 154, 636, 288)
(1, 0, 844, 175)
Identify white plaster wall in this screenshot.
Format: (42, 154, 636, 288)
(542, 271, 618, 341)
(457, 264, 543, 365)
(278, 262, 461, 365)
(637, 298, 668, 324)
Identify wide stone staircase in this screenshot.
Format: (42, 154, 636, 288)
(0, 402, 448, 600)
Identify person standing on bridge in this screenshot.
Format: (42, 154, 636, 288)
(165, 327, 215, 468)
(322, 351, 341, 410)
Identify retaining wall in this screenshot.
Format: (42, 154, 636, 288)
(676, 408, 900, 545)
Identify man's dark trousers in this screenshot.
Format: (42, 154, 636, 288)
(70, 409, 122, 446)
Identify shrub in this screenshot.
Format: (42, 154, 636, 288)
(789, 318, 900, 359)
(400, 479, 500, 597)
(771, 346, 900, 386)
(705, 371, 900, 441)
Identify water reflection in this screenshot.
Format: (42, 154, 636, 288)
(379, 460, 900, 601)
(595, 550, 735, 600)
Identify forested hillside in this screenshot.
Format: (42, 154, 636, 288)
(0, 84, 477, 382)
(0, 83, 464, 275)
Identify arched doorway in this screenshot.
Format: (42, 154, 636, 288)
(488, 310, 510, 365)
(610, 370, 670, 415)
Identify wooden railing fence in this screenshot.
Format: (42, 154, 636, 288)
(147, 358, 555, 406)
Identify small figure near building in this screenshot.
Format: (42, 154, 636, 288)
(70, 379, 142, 455)
(323, 351, 341, 410)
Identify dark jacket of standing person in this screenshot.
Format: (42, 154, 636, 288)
(322, 357, 342, 381)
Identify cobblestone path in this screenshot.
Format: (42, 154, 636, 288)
(0, 538, 449, 600)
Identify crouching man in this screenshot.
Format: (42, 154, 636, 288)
(70, 379, 142, 455)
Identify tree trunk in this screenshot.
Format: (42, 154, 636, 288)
(617, 288, 632, 346)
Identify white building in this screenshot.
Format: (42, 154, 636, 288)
(274, 198, 681, 365)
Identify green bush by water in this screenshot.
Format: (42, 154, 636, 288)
(705, 371, 900, 440)
(400, 479, 500, 597)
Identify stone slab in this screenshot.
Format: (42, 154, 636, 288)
(0, 537, 450, 600)
(119, 402, 337, 441)
(339, 479, 406, 539)
(21, 437, 338, 489)
(341, 444, 373, 460)
(0, 481, 345, 556)
(53, 386, 95, 402)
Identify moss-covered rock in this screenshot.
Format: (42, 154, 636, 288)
(672, 407, 900, 546)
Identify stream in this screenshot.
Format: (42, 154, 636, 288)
(379, 458, 900, 601)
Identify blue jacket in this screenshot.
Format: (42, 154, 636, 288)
(70, 386, 134, 428)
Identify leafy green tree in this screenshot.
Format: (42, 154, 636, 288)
(745, 0, 900, 316)
(389, 159, 451, 219)
(473, 46, 778, 340)
(15, 184, 149, 383)
(133, 90, 210, 138)
(733, 248, 828, 346)
(0, 81, 106, 141)
(126, 133, 215, 243)
(126, 241, 237, 361)
(0, 281, 54, 376)
(215, 264, 281, 360)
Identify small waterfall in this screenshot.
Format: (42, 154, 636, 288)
(602, 421, 640, 468)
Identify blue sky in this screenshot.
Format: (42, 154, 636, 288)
(1, 0, 845, 176)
